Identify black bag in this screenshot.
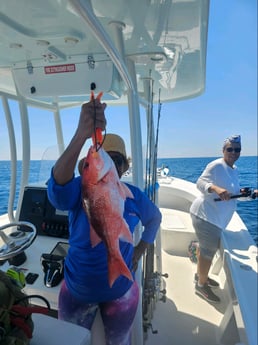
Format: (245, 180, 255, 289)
(0, 270, 49, 345)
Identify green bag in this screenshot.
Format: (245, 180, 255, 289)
(188, 240, 199, 263)
(0, 270, 49, 345)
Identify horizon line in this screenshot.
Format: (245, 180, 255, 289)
(0, 155, 257, 161)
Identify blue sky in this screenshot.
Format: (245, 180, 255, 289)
(0, 0, 257, 160)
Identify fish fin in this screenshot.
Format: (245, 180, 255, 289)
(90, 226, 102, 247)
(117, 182, 134, 200)
(119, 221, 133, 244)
(108, 254, 133, 287)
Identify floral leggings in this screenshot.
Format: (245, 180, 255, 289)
(58, 280, 139, 345)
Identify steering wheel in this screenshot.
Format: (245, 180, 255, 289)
(0, 221, 37, 260)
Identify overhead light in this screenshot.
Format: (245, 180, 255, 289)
(128, 52, 167, 64)
(150, 54, 165, 62)
(36, 40, 50, 46)
(64, 37, 79, 45)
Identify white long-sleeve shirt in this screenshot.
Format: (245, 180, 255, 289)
(190, 158, 240, 229)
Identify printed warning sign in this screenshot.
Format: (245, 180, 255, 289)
(44, 64, 76, 74)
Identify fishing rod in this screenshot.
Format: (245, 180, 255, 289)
(214, 187, 257, 201)
(152, 88, 162, 203)
(142, 87, 168, 336)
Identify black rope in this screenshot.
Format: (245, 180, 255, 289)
(16, 294, 51, 310)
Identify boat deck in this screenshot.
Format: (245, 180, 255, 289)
(143, 208, 226, 345)
(0, 206, 255, 345)
(144, 252, 225, 345)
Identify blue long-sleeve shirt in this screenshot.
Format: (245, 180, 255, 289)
(47, 170, 161, 303)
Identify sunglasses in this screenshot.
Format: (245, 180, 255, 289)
(226, 147, 241, 153)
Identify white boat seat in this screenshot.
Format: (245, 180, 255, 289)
(160, 208, 197, 256)
(30, 314, 91, 345)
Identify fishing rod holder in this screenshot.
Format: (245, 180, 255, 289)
(142, 270, 168, 335)
(143, 322, 158, 335)
(143, 271, 168, 301)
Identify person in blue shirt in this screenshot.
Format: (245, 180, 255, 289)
(47, 96, 161, 345)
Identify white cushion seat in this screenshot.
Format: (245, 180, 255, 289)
(30, 313, 91, 345)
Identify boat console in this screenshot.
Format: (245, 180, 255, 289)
(19, 186, 69, 238)
(1, 185, 69, 310)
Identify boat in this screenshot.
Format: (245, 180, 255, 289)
(0, 1, 257, 345)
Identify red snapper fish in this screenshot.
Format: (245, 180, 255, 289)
(81, 145, 134, 287)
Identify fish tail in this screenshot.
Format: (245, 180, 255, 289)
(108, 255, 133, 287)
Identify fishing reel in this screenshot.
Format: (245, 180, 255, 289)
(142, 270, 168, 335)
(240, 187, 257, 199)
(214, 187, 257, 201)
(143, 271, 168, 305)
(240, 187, 252, 197)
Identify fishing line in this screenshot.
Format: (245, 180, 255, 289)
(144, 81, 162, 203)
(91, 89, 106, 151)
(145, 73, 154, 199)
(92, 97, 98, 149)
(152, 88, 162, 203)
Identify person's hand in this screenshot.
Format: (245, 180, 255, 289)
(76, 94, 107, 140)
(214, 186, 231, 201)
(252, 189, 258, 199)
(132, 240, 148, 272)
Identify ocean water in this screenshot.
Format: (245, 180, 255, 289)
(0, 157, 257, 244)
